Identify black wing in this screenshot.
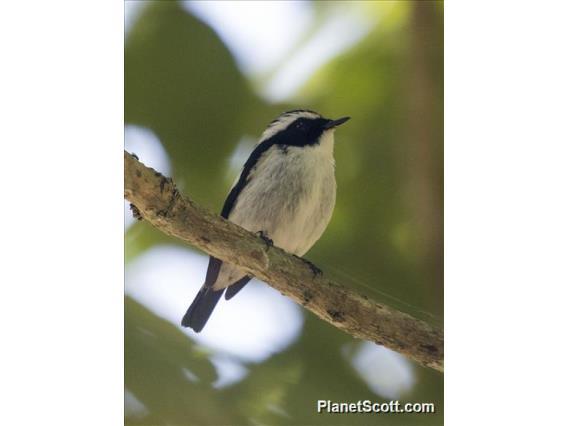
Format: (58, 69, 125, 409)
(189, 139, 274, 312)
(224, 276, 252, 300)
(197, 140, 279, 306)
(183, 135, 287, 330)
(220, 139, 276, 219)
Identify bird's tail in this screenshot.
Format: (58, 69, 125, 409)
(181, 284, 224, 332)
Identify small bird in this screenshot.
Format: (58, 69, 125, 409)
(181, 109, 350, 332)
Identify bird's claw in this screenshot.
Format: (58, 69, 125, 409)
(257, 231, 273, 248)
(294, 255, 322, 277)
(129, 203, 143, 221)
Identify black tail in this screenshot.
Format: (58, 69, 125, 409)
(181, 285, 224, 332)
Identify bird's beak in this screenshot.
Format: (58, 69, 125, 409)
(323, 116, 351, 129)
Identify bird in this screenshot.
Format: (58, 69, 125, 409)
(181, 109, 350, 332)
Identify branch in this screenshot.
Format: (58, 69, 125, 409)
(124, 151, 444, 372)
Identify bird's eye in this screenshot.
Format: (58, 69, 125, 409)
(295, 121, 305, 131)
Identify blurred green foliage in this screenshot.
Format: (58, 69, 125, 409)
(125, 1, 443, 425)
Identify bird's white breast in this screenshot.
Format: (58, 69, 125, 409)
(213, 130, 337, 290)
(231, 130, 337, 255)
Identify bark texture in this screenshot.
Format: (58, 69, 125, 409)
(124, 151, 444, 372)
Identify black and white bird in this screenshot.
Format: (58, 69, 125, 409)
(181, 109, 350, 332)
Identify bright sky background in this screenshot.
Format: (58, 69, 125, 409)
(184, 1, 313, 76)
(125, 0, 372, 102)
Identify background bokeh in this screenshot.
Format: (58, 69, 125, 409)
(124, 1, 443, 425)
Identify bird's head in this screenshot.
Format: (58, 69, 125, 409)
(259, 109, 350, 147)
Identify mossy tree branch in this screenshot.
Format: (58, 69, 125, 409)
(124, 151, 443, 372)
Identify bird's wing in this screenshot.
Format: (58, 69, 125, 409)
(224, 276, 252, 300)
(184, 141, 280, 330)
(205, 140, 277, 295)
(221, 138, 277, 219)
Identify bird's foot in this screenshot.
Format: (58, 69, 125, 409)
(294, 255, 322, 277)
(257, 231, 273, 248)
